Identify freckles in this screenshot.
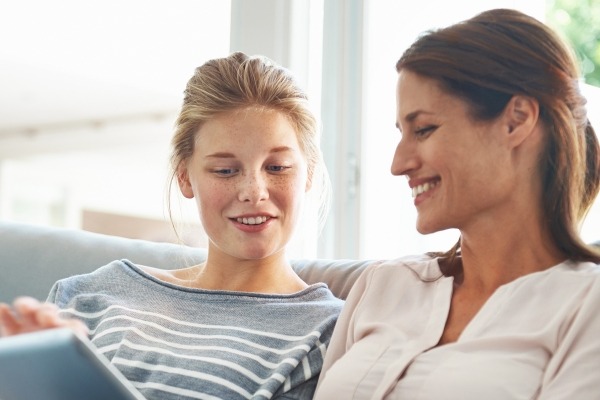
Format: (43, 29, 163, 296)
(273, 175, 305, 192)
(272, 176, 291, 188)
(269, 180, 305, 207)
(200, 181, 231, 203)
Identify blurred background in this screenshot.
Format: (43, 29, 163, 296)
(1, 0, 598, 259)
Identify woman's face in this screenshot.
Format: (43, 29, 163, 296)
(179, 106, 309, 262)
(392, 71, 515, 234)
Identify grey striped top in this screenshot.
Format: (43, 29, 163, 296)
(47, 260, 343, 400)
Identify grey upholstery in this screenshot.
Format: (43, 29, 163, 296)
(0, 221, 375, 302)
(3, 221, 597, 304)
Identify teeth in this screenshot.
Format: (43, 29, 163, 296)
(412, 181, 438, 198)
(237, 216, 268, 225)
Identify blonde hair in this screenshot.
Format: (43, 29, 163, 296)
(168, 52, 330, 232)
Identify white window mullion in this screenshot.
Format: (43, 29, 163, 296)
(318, 0, 365, 259)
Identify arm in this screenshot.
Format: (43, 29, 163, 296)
(538, 276, 600, 399)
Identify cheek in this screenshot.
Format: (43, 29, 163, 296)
(272, 176, 306, 208)
(196, 182, 231, 215)
(425, 135, 467, 173)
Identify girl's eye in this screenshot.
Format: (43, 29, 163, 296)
(414, 125, 437, 137)
(214, 168, 238, 176)
(267, 165, 290, 173)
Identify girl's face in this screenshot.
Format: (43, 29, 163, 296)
(179, 106, 310, 262)
(391, 71, 516, 234)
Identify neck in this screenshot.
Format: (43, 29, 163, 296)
(190, 251, 308, 294)
(452, 220, 564, 294)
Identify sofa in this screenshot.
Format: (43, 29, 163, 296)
(0, 221, 375, 303)
(2, 220, 598, 304)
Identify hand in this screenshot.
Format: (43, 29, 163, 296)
(0, 297, 88, 337)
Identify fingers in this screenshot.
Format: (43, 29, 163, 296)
(12, 296, 43, 313)
(0, 303, 22, 336)
(12, 297, 56, 331)
(0, 297, 88, 337)
(0, 297, 46, 335)
(13, 297, 56, 327)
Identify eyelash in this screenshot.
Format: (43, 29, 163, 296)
(214, 168, 237, 176)
(414, 125, 437, 137)
(212, 165, 291, 176)
(266, 165, 291, 173)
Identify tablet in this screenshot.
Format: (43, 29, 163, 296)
(0, 328, 145, 400)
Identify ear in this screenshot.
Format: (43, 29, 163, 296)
(502, 95, 540, 148)
(177, 163, 194, 199)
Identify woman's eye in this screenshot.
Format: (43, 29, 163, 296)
(414, 125, 437, 137)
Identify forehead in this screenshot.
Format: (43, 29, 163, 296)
(194, 107, 303, 154)
(397, 72, 445, 109)
(396, 71, 464, 123)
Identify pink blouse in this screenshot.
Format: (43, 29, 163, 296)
(315, 255, 600, 400)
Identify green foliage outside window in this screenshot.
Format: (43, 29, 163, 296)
(546, 0, 600, 87)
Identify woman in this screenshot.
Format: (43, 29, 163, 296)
(0, 52, 343, 400)
(315, 9, 600, 399)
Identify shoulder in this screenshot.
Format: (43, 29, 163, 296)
(364, 253, 441, 282)
(503, 260, 600, 310)
(289, 284, 344, 313)
(566, 260, 600, 275)
(48, 260, 137, 304)
(56, 259, 134, 286)
(535, 260, 600, 286)
(558, 260, 600, 294)
(340, 253, 445, 310)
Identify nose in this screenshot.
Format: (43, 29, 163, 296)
(390, 137, 419, 176)
(238, 171, 269, 203)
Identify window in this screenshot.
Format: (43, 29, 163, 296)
(0, 0, 231, 247)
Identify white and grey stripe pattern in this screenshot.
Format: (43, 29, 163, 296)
(48, 260, 343, 400)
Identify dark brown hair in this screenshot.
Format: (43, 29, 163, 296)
(396, 8, 600, 263)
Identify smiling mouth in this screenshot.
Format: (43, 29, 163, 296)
(236, 216, 270, 225)
(412, 180, 439, 198)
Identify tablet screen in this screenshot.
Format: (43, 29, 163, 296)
(0, 328, 145, 400)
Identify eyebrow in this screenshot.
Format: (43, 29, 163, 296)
(396, 110, 435, 129)
(205, 146, 295, 158)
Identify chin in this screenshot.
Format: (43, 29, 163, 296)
(238, 247, 279, 261)
(415, 219, 443, 235)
